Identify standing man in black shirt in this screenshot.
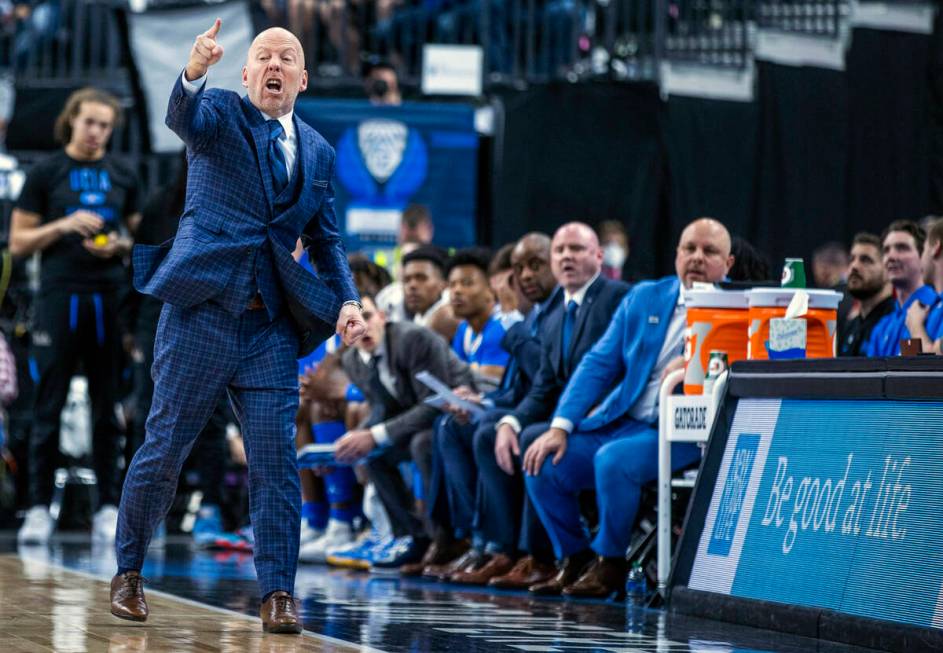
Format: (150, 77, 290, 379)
(839, 232, 895, 357)
(10, 87, 140, 544)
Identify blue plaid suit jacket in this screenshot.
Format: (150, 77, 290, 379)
(133, 75, 358, 355)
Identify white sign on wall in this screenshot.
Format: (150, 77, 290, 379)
(421, 44, 483, 97)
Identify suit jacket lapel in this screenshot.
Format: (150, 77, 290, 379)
(242, 96, 277, 212)
(566, 276, 604, 371)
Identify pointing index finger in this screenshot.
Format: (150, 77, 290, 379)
(205, 18, 221, 39)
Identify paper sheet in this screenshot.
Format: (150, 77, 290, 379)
(415, 370, 486, 419)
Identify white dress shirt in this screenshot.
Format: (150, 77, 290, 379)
(180, 72, 297, 178)
(358, 344, 397, 446)
(497, 274, 599, 436)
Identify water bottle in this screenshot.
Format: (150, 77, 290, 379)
(625, 562, 648, 605)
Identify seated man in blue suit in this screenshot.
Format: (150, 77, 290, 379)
(111, 21, 364, 633)
(523, 217, 734, 598)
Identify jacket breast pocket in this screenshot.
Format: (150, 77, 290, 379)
(311, 179, 329, 189)
(192, 210, 226, 241)
(179, 211, 225, 243)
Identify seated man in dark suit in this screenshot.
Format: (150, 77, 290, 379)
(413, 233, 557, 579)
(434, 223, 630, 586)
(523, 217, 734, 598)
(334, 294, 470, 569)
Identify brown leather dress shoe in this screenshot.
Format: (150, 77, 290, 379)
(488, 555, 556, 589)
(528, 549, 595, 596)
(449, 553, 516, 585)
(400, 538, 470, 577)
(562, 557, 629, 599)
(260, 591, 302, 634)
(423, 548, 486, 580)
(111, 571, 148, 622)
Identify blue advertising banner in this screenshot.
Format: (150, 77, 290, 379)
(689, 398, 943, 629)
(294, 98, 479, 253)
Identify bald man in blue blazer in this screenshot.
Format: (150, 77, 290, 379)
(522, 218, 734, 598)
(110, 21, 364, 633)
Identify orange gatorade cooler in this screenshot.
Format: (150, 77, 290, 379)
(683, 287, 749, 395)
(746, 288, 842, 360)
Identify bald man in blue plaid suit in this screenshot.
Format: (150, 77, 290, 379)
(110, 21, 365, 633)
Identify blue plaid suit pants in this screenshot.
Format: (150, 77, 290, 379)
(116, 301, 301, 596)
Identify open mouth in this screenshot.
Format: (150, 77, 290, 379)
(265, 78, 283, 93)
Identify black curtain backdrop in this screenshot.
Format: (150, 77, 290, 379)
(492, 83, 667, 280)
(846, 28, 933, 237)
(752, 61, 850, 268)
(491, 26, 938, 279)
(664, 96, 758, 252)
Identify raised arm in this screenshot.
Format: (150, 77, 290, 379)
(165, 19, 225, 150)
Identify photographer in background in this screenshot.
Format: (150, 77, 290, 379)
(363, 59, 402, 106)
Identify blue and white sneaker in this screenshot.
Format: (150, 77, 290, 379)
(192, 505, 224, 549)
(369, 536, 430, 574)
(327, 530, 389, 570)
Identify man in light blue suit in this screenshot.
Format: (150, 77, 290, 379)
(110, 20, 365, 633)
(523, 218, 734, 598)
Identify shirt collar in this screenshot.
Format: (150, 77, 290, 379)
(261, 110, 294, 142)
(564, 273, 599, 306)
(900, 284, 938, 311)
(358, 339, 386, 365)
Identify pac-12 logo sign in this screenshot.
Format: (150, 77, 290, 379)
(335, 119, 428, 206)
(708, 434, 761, 556)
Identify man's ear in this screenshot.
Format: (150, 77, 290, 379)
(242, 65, 248, 88)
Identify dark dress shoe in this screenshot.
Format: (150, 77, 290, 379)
(111, 571, 148, 622)
(528, 549, 595, 595)
(423, 548, 486, 580)
(563, 556, 629, 599)
(488, 555, 556, 589)
(449, 553, 516, 585)
(400, 538, 470, 577)
(260, 591, 302, 634)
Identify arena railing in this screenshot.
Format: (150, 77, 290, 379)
(756, 0, 848, 37)
(2, 0, 130, 86)
(662, 0, 753, 70)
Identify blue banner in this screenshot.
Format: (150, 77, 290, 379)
(689, 398, 943, 629)
(294, 98, 479, 253)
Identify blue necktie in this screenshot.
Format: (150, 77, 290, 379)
(268, 120, 289, 194)
(562, 299, 578, 369)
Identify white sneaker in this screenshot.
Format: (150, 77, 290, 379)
(92, 505, 120, 542)
(18, 506, 54, 544)
(300, 520, 324, 547)
(363, 483, 393, 541)
(299, 519, 353, 563)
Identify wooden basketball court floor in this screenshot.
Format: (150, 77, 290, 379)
(0, 534, 883, 653)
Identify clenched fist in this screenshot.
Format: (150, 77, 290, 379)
(185, 18, 224, 81)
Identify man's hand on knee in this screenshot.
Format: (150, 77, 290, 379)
(494, 423, 520, 476)
(523, 427, 568, 476)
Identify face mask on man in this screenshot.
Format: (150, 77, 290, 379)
(603, 243, 627, 269)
